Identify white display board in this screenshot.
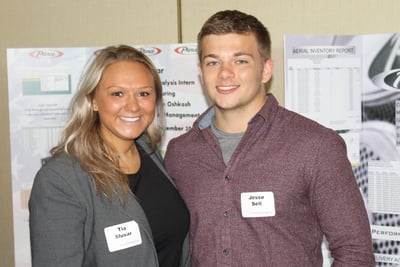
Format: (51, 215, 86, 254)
(7, 44, 208, 267)
(285, 33, 400, 266)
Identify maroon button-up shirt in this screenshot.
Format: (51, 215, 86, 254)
(164, 94, 375, 267)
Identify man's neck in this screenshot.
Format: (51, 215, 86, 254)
(214, 110, 249, 133)
(213, 96, 267, 133)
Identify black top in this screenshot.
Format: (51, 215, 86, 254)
(128, 148, 190, 267)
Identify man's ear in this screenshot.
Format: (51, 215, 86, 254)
(197, 63, 203, 83)
(262, 59, 274, 83)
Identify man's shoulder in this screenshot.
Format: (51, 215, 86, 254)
(279, 107, 335, 133)
(165, 126, 207, 163)
(168, 126, 202, 146)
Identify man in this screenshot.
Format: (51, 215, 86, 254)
(164, 10, 375, 266)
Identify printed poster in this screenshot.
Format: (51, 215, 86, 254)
(7, 43, 208, 267)
(285, 33, 400, 266)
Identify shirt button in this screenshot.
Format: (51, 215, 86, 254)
(225, 175, 231, 181)
(223, 249, 229, 255)
(223, 211, 228, 217)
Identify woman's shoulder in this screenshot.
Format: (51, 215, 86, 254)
(41, 151, 79, 169)
(36, 152, 88, 183)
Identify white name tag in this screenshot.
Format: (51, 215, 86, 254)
(104, 220, 142, 252)
(241, 192, 275, 218)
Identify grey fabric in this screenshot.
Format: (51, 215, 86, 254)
(211, 121, 244, 165)
(29, 134, 190, 267)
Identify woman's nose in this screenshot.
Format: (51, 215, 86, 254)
(124, 95, 139, 111)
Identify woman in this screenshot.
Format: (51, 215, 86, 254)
(29, 45, 190, 267)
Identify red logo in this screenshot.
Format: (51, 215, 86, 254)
(136, 47, 162, 56)
(174, 46, 197, 55)
(29, 49, 64, 58)
(93, 49, 102, 56)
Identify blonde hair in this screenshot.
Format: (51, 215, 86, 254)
(51, 45, 165, 202)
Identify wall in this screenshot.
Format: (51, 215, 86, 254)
(0, 1, 179, 266)
(1, 0, 399, 266)
(180, 0, 400, 101)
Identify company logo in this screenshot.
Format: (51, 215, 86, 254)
(29, 49, 64, 58)
(136, 47, 162, 56)
(384, 69, 400, 89)
(369, 34, 400, 91)
(93, 49, 102, 56)
(372, 69, 400, 91)
(174, 45, 197, 55)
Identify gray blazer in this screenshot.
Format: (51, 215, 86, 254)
(29, 136, 190, 267)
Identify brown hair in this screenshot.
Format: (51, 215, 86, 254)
(197, 10, 271, 62)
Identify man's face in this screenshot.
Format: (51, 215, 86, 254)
(198, 33, 273, 119)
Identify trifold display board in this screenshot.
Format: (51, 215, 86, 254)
(9, 35, 399, 266)
(7, 43, 208, 266)
(285, 33, 400, 266)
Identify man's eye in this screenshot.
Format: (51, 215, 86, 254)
(236, 59, 248, 64)
(205, 61, 218, 67)
(111, 91, 123, 97)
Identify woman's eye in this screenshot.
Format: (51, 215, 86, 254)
(111, 91, 123, 97)
(138, 91, 150, 97)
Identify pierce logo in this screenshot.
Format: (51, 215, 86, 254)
(174, 46, 197, 55)
(137, 47, 162, 56)
(29, 49, 64, 58)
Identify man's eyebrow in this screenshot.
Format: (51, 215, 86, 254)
(202, 52, 253, 60)
(202, 53, 218, 60)
(233, 52, 253, 58)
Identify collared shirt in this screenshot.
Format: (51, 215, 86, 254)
(164, 94, 375, 267)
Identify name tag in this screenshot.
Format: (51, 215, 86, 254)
(241, 192, 275, 218)
(104, 220, 142, 252)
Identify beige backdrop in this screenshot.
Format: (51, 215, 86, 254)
(1, 0, 399, 266)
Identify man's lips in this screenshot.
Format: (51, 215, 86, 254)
(216, 85, 239, 94)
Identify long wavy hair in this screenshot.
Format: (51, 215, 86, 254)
(51, 45, 165, 202)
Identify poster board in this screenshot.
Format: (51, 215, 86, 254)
(285, 33, 400, 266)
(7, 43, 208, 266)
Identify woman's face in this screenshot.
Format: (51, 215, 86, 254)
(92, 60, 156, 147)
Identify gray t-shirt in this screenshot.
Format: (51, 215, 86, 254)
(211, 120, 244, 165)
